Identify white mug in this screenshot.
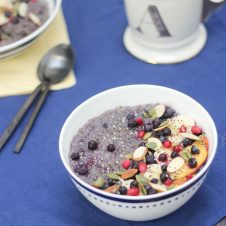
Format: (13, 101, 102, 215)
(123, 0, 224, 64)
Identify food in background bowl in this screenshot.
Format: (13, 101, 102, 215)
(0, 0, 49, 46)
(59, 85, 217, 221)
(69, 104, 208, 196)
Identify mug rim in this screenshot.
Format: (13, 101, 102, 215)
(59, 84, 218, 201)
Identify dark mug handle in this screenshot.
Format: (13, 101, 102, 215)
(202, 0, 225, 21)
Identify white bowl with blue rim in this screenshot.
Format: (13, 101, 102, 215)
(59, 85, 218, 221)
(0, 0, 61, 60)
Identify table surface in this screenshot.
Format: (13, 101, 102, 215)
(1, 1, 226, 226)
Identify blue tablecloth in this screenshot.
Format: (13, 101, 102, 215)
(1, 1, 226, 225)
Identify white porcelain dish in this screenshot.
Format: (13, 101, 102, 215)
(59, 85, 218, 221)
(0, 0, 61, 59)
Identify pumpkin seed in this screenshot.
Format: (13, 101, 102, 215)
(146, 142, 157, 150)
(140, 186, 147, 195)
(148, 108, 157, 119)
(106, 173, 119, 180)
(135, 174, 149, 186)
(181, 133, 200, 141)
(116, 170, 125, 175)
(92, 178, 105, 188)
(143, 132, 152, 140)
(143, 110, 149, 118)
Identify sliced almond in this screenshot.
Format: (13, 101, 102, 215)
(150, 183, 167, 192)
(147, 137, 162, 151)
(119, 178, 134, 189)
(18, 2, 28, 18)
(169, 135, 184, 146)
(153, 119, 172, 132)
(155, 104, 166, 118)
(167, 157, 185, 173)
(121, 169, 138, 180)
(104, 185, 120, 193)
(133, 146, 147, 161)
(181, 133, 200, 141)
(28, 12, 41, 26)
(0, 14, 9, 26)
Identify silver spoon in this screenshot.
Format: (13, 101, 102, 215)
(0, 44, 74, 152)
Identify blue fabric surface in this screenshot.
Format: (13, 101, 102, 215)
(0, 0, 226, 225)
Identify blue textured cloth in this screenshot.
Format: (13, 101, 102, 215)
(0, 1, 226, 225)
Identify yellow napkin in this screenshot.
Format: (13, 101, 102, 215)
(0, 10, 76, 97)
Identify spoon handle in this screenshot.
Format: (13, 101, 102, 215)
(0, 83, 44, 150)
(14, 83, 50, 153)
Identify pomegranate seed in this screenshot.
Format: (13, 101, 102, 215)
(135, 117, 143, 125)
(173, 145, 183, 153)
(179, 125, 187, 133)
(191, 125, 202, 135)
(137, 130, 145, 139)
(127, 187, 140, 196)
(186, 174, 193, 180)
(163, 140, 172, 148)
(164, 178, 172, 186)
(122, 159, 131, 169)
(138, 162, 147, 173)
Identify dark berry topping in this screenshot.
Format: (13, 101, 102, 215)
(144, 184, 152, 192)
(130, 180, 139, 188)
(102, 123, 108, 128)
(150, 178, 158, 184)
(152, 118, 162, 128)
(162, 127, 171, 136)
(191, 145, 200, 155)
(11, 16, 19, 24)
(146, 155, 157, 164)
(183, 138, 193, 147)
(127, 118, 138, 128)
(107, 178, 115, 186)
(158, 153, 167, 162)
(171, 151, 179, 158)
(88, 140, 98, 150)
(4, 11, 12, 18)
(71, 152, 80, 160)
(161, 164, 167, 171)
(162, 107, 175, 119)
(159, 135, 166, 143)
(127, 113, 135, 120)
(107, 144, 116, 152)
(119, 186, 128, 195)
(148, 188, 157, 195)
(75, 165, 88, 175)
(138, 142, 146, 147)
(188, 158, 197, 168)
(160, 172, 170, 182)
(144, 123, 153, 132)
(130, 160, 139, 169)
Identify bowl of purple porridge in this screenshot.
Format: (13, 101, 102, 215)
(59, 85, 217, 221)
(0, 0, 61, 59)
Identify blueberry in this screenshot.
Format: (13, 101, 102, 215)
(130, 180, 139, 188)
(152, 118, 162, 128)
(183, 138, 193, 147)
(88, 140, 98, 150)
(127, 113, 135, 120)
(144, 184, 152, 192)
(71, 152, 80, 160)
(158, 153, 167, 162)
(75, 166, 88, 175)
(150, 178, 158, 184)
(159, 135, 166, 143)
(188, 158, 197, 168)
(127, 118, 138, 128)
(162, 107, 175, 119)
(162, 127, 171, 136)
(4, 11, 12, 18)
(131, 160, 139, 169)
(152, 131, 162, 138)
(102, 183, 110, 189)
(161, 164, 167, 171)
(119, 186, 127, 195)
(171, 151, 179, 158)
(107, 144, 116, 152)
(146, 155, 157, 164)
(144, 123, 153, 132)
(102, 123, 108, 128)
(191, 145, 200, 155)
(138, 142, 146, 147)
(148, 188, 157, 195)
(107, 178, 115, 186)
(160, 172, 170, 182)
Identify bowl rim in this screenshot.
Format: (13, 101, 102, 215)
(59, 84, 218, 201)
(0, 0, 62, 53)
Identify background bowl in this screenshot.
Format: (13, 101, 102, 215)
(0, 0, 61, 60)
(59, 85, 218, 221)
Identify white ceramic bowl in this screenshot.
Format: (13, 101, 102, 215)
(0, 0, 61, 60)
(59, 85, 218, 221)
